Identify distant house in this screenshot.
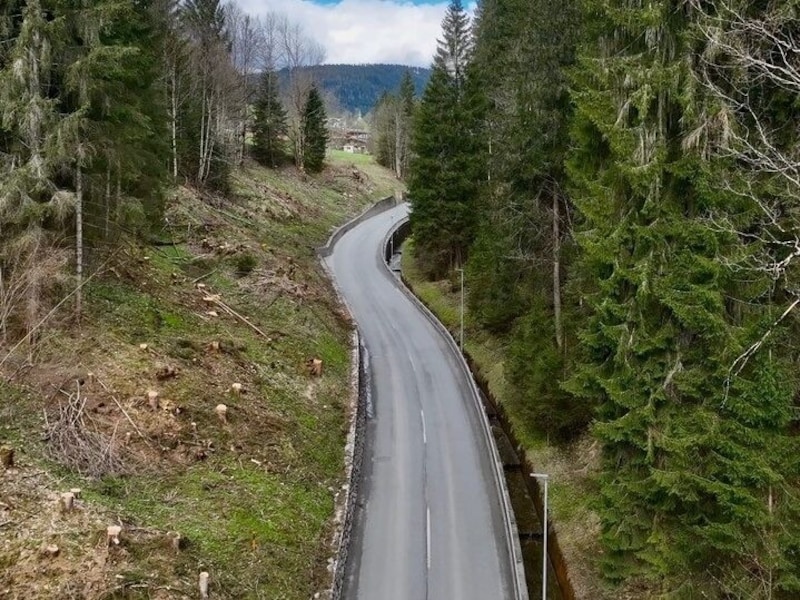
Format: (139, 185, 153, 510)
(346, 129, 370, 143)
(333, 127, 370, 153)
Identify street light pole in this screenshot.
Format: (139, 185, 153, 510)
(531, 473, 550, 600)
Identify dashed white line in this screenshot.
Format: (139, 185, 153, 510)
(420, 409, 427, 445)
(426, 506, 431, 571)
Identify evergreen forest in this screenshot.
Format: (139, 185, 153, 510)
(408, 0, 800, 596)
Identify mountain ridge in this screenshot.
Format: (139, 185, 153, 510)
(279, 63, 431, 115)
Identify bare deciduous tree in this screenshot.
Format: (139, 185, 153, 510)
(277, 16, 325, 166)
(689, 0, 800, 374)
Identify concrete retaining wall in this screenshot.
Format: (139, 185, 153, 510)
(318, 195, 398, 258)
(465, 355, 577, 600)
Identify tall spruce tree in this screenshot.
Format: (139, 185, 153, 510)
(371, 92, 397, 170)
(372, 71, 416, 179)
(252, 70, 288, 167)
(464, 0, 583, 438)
(567, 0, 798, 592)
(301, 85, 328, 174)
(408, 0, 480, 275)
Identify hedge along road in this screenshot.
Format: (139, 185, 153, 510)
(326, 203, 517, 600)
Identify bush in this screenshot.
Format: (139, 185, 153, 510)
(233, 253, 257, 277)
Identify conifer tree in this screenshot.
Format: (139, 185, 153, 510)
(394, 69, 416, 179)
(371, 92, 397, 170)
(301, 85, 328, 174)
(252, 70, 288, 168)
(408, 0, 479, 275)
(372, 71, 415, 179)
(467, 0, 583, 438)
(567, 0, 798, 590)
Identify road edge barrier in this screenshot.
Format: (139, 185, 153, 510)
(381, 217, 530, 600)
(316, 196, 397, 600)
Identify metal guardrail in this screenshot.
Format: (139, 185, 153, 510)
(380, 216, 530, 600)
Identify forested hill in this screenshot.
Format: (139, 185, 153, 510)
(279, 64, 431, 114)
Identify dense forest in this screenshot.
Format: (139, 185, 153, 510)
(277, 63, 430, 115)
(409, 0, 800, 597)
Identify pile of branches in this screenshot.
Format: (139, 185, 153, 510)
(46, 385, 127, 478)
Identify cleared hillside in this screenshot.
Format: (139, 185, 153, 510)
(0, 155, 403, 599)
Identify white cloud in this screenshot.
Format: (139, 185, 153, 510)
(233, 0, 451, 67)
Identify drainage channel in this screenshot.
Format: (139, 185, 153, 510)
(483, 386, 565, 600)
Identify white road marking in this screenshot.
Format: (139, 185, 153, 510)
(420, 409, 427, 445)
(426, 506, 431, 571)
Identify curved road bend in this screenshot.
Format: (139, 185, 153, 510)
(327, 204, 514, 600)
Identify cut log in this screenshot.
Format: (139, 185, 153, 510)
(168, 531, 183, 552)
(147, 390, 160, 411)
(307, 358, 323, 377)
(156, 365, 179, 380)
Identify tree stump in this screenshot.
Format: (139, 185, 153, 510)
(0, 446, 14, 469)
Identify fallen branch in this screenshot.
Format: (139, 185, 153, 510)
(211, 298, 270, 339)
(191, 268, 221, 285)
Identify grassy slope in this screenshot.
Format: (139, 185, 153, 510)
(402, 239, 641, 600)
(0, 154, 402, 600)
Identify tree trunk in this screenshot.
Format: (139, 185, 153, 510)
(553, 192, 562, 351)
(0, 266, 6, 344)
(394, 111, 403, 179)
(76, 161, 83, 324)
(171, 63, 178, 179)
(104, 166, 111, 239)
(198, 86, 208, 183)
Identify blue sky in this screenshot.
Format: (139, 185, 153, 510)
(235, 0, 466, 67)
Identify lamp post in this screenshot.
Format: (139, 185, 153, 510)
(531, 473, 550, 600)
(456, 267, 464, 349)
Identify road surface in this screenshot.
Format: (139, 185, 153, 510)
(326, 204, 515, 600)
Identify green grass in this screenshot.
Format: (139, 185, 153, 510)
(81, 456, 336, 598)
(327, 149, 373, 165)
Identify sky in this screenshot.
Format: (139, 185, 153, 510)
(234, 0, 461, 67)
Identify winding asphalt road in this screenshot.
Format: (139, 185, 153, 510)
(326, 204, 517, 600)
